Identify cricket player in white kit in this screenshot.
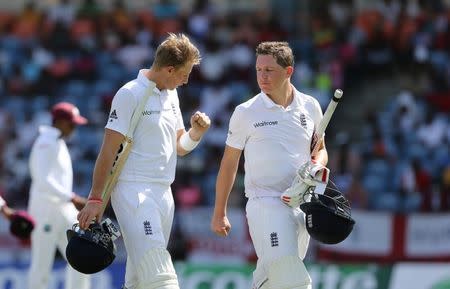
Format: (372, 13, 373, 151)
(27, 102, 90, 289)
(211, 42, 328, 289)
(77, 33, 210, 289)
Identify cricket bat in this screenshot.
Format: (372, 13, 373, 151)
(99, 84, 154, 215)
(311, 89, 343, 157)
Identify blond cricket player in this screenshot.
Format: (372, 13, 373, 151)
(77, 33, 210, 289)
(211, 42, 328, 289)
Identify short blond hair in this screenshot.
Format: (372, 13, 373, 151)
(256, 41, 294, 68)
(153, 33, 201, 69)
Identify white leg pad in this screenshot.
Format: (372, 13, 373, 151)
(135, 248, 180, 289)
(267, 256, 312, 289)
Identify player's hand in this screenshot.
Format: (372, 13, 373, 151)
(71, 193, 87, 211)
(0, 205, 15, 220)
(190, 111, 211, 138)
(77, 201, 103, 230)
(211, 214, 231, 237)
(281, 161, 330, 208)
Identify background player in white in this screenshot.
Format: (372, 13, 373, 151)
(77, 33, 211, 289)
(27, 102, 90, 289)
(210, 42, 328, 289)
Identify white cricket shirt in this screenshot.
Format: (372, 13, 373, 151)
(0, 196, 5, 208)
(226, 88, 323, 198)
(29, 125, 74, 202)
(106, 69, 184, 185)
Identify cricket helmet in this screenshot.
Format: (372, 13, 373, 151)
(9, 210, 35, 240)
(300, 184, 355, 244)
(66, 222, 116, 274)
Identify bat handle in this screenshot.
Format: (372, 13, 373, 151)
(333, 89, 343, 101)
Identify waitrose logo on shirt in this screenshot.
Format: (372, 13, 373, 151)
(253, 120, 278, 128)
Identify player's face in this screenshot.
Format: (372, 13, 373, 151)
(59, 119, 76, 138)
(256, 55, 291, 94)
(166, 62, 194, 90)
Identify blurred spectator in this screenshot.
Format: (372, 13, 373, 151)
(47, 0, 76, 27)
(199, 82, 232, 121)
(329, 0, 353, 30)
(397, 160, 421, 212)
(199, 35, 228, 82)
(153, 0, 180, 20)
(115, 37, 152, 72)
(329, 132, 361, 185)
(18, 1, 41, 24)
(345, 176, 369, 210)
(110, 0, 131, 31)
(187, 0, 213, 42)
(76, 0, 101, 19)
(412, 158, 433, 211)
(175, 182, 202, 209)
(416, 109, 447, 150)
(376, 0, 401, 25)
(440, 165, 450, 211)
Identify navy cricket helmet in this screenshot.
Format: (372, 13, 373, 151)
(66, 222, 116, 274)
(300, 184, 355, 244)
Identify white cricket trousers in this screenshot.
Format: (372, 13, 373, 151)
(111, 181, 175, 289)
(28, 195, 90, 289)
(246, 197, 310, 288)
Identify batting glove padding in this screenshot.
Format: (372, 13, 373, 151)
(281, 162, 330, 208)
(9, 210, 35, 240)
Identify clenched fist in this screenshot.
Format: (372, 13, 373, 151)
(211, 213, 231, 237)
(190, 111, 211, 139)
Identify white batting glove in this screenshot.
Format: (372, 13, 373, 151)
(281, 161, 330, 208)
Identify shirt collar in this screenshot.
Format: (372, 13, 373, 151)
(39, 125, 61, 139)
(261, 91, 277, 108)
(290, 87, 304, 109)
(137, 69, 161, 95)
(260, 86, 303, 110)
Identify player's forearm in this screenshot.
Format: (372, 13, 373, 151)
(214, 165, 238, 217)
(89, 148, 117, 198)
(313, 148, 328, 166)
(89, 129, 126, 199)
(177, 129, 201, 156)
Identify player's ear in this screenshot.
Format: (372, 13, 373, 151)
(166, 66, 175, 74)
(286, 66, 294, 77)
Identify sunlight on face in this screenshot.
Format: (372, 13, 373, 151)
(256, 55, 290, 94)
(168, 63, 194, 90)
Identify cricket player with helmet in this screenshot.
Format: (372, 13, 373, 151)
(77, 33, 210, 289)
(27, 102, 90, 289)
(211, 41, 330, 289)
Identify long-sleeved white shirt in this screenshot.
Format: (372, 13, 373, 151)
(29, 125, 73, 202)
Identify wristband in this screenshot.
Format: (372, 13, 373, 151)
(87, 197, 103, 204)
(180, 132, 200, 151)
(87, 200, 103, 205)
